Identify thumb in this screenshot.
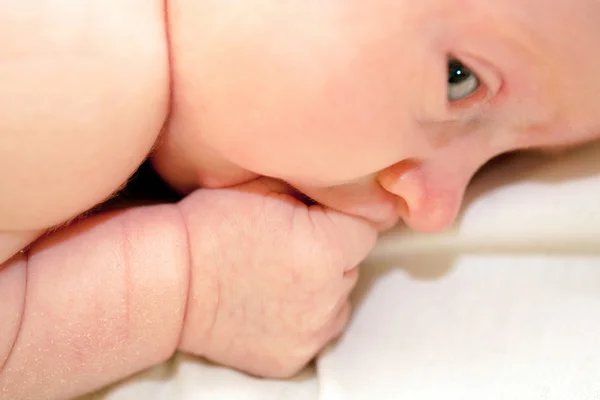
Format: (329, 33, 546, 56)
(231, 177, 379, 269)
(309, 206, 379, 271)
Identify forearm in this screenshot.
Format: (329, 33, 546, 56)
(0, 204, 192, 400)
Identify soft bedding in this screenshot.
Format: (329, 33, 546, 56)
(84, 142, 600, 400)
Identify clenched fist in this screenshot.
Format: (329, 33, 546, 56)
(178, 178, 378, 377)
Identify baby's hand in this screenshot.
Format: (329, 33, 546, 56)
(178, 178, 378, 378)
(0, 178, 376, 399)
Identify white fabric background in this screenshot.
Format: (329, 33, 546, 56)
(85, 142, 600, 400)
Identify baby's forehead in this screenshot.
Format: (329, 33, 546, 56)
(404, 0, 583, 35)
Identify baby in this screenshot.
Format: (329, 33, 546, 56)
(2, 1, 600, 399)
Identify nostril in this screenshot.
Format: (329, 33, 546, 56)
(396, 196, 409, 219)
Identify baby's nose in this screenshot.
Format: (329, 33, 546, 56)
(377, 159, 473, 233)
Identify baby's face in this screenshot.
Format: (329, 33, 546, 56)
(161, 0, 600, 232)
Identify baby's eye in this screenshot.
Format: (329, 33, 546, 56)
(447, 59, 480, 102)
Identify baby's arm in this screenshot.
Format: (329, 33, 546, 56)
(0, 204, 197, 400)
(0, 180, 378, 400)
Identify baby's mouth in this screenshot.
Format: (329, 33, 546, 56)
(294, 181, 401, 232)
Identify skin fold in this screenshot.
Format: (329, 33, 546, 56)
(2, 0, 600, 398)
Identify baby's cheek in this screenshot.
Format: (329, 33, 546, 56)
(161, 0, 409, 189)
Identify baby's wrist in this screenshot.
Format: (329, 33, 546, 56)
(175, 190, 223, 358)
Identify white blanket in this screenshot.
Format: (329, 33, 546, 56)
(85, 142, 600, 400)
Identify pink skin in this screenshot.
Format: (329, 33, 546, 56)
(2, 0, 600, 399)
(156, 0, 600, 233)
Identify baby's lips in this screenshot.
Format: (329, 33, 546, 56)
(311, 198, 399, 232)
(293, 180, 401, 232)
